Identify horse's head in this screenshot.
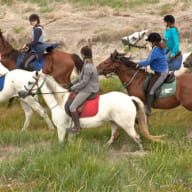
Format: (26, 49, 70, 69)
(0, 29, 14, 54)
(121, 29, 148, 46)
(97, 50, 136, 76)
(183, 53, 192, 68)
(18, 71, 41, 98)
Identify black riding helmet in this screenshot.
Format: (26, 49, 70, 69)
(29, 14, 40, 24)
(146, 32, 161, 43)
(80, 45, 92, 58)
(163, 15, 175, 24)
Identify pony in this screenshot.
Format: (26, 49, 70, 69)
(0, 66, 54, 131)
(0, 30, 83, 86)
(97, 50, 192, 114)
(18, 71, 164, 150)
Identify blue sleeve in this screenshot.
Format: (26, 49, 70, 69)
(138, 48, 157, 66)
(170, 29, 179, 56)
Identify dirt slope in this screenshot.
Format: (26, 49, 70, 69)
(1, 0, 192, 64)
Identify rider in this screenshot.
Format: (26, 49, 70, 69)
(67, 45, 99, 134)
(22, 14, 58, 70)
(137, 32, 168, 115)
(163, 15, 182, 71)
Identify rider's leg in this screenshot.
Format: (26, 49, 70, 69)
(146, 71, 168, 116)
(68, 92, 91, 134)
(24, 53, 36, 69)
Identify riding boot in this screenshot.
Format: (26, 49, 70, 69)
(145, 94, 154, 116)
(67, 111, 81, 134)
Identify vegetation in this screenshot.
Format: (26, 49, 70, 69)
(0, 77, 192, 192)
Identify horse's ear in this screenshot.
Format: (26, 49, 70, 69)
(0, 29, 2, 37)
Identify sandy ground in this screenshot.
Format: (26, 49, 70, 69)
(1, 0, 192, 65)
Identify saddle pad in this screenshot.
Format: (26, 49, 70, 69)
(80, 95, 100, 118)
(16, 55, 45, 71)
(143, 74, 176, 99)
(0, 75, 6, 91)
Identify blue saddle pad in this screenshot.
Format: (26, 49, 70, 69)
(16, 55, 45, 71)
(0, 75, 6, 91)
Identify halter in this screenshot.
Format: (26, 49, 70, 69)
(99, 57, 140, 88)
(24, 72, 68, 97)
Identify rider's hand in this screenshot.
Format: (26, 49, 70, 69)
(67, 82, 73, 89)
(22, 44, 29, 50)
(136, 64, 140, 69)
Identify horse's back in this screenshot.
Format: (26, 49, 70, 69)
(100, 91, 137, 113)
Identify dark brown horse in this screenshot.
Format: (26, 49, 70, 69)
(97, 50, 192, 111)
(0, 30, 83, 86)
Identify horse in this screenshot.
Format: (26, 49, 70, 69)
(0, 67, 54, 131)
(97, 50, 192, 115)
(18, 71, 164, 150)
(121, 29, 148, 46)
(0, 30, 83, 86)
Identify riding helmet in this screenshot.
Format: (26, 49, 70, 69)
(163, 15, 175, 24)
(80, 45, 92, 58)
(29, 14, 40, 24)
(146, 32, 161, 43)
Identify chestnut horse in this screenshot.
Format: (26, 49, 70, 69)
(97, 50, 192, 112)
(0, 30, 83, 86)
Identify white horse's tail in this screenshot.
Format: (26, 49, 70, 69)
(131, 96, 164, 142)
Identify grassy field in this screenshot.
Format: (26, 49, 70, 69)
(0, 77, 192, 192)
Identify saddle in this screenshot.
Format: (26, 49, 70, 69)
(17, 50, 44, 71)
(65, 92, 99, 118)
(143, 72, 176, 99)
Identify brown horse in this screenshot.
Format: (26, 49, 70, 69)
(0, 30, 83, 86)
(97, 50, 192, 112)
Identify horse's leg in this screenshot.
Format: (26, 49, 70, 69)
(7, 97, 14, 108)
(20, 99, 33, 131)
(106, 122, 119, 146)
(115, 120, 144, 151)
(57, 124, 67, 143)
(22, 97, 55, 130)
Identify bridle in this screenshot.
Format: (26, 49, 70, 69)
(99, 56, 140, 88)
(23, 71, 68, 97)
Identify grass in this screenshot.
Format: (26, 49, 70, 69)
(0, 78, 192, 191)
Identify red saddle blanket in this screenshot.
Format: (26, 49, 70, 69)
(65, 93, 100, 118)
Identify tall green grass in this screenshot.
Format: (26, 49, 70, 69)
(0, 77, 192, 191)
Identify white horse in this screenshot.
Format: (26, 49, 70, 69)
(0, 66, 54, 131)
(18, 72, 163, 150)
(122, 29, 148, 46)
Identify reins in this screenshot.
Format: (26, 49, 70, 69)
(25, 74, 68, 97)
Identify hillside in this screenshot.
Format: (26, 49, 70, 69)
(1, 0, 192, 65)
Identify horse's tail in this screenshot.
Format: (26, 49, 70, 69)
(72, 54, 84, 74)
(131, 96, 165, 142)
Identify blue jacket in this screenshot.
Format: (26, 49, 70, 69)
(163, 27, 180, 56)
(138, 46, 168, 72)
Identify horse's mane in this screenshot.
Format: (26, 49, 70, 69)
(0, 30, 19, 59)
(41, 73, 67, 106)
(119, 56, 137, 68)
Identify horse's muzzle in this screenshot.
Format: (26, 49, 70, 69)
(18, 91, 29, 98)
